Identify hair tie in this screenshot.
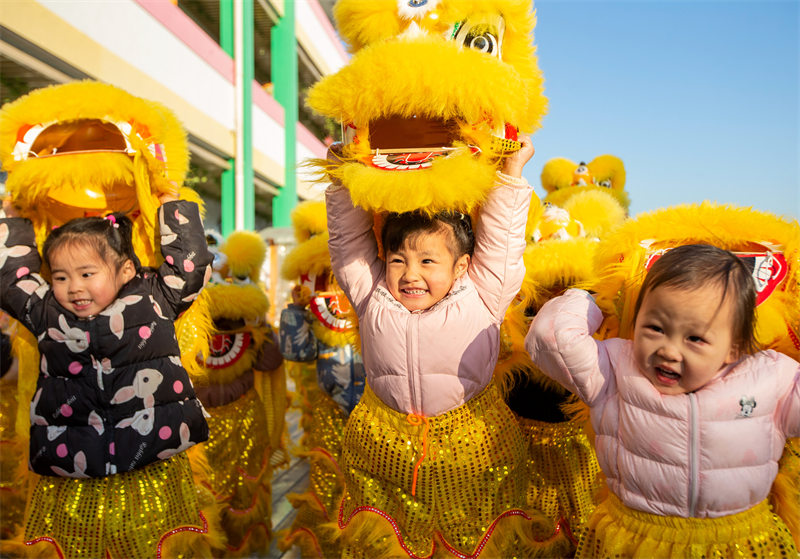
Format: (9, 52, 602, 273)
(104, 215, 119, 228)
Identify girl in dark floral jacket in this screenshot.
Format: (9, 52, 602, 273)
(0, 195, 213, 558)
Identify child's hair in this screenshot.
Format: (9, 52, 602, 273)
(632, 243, 758, 355)
(42, 213, 140, 274)
(381, 210, 475, 261)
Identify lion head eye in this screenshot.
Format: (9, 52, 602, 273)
(465, 31, 498, 54)
(450, 16, 504, 59)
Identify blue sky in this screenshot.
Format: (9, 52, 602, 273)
(525, 0, 799, 221)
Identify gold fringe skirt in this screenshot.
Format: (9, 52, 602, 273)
(518, 416, 602, 552)
(335, 383, 569, 558)
(201, 388, 273, 557)
(24, 452, 211, 559)
(278, 388, 349, 558)
(577, 494, 799, 559)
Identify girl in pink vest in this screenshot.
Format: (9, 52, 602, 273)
(526, 243, 799, 558)
(325, 138, 569, 558)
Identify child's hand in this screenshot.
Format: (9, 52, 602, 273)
(327, 142, 344, 164)
(291, 284, 312, 307)
(502, 135, 534, 178)
(158, 191, 180, 204)
(326, 143, 345, 188)
(1, 197, 19, 218)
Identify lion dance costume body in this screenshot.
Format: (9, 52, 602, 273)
(277, 200, 365, 558)
(300, 1, 575, 557)
(494, 155, 629, 555)
(191, 230, 288, 556)
(0, 81, 223, 558)
(584, 203, 800, 557)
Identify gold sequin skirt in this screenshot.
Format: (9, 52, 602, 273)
(337, 383, 568, 559)
(518, 416, 602, 551)
(201, 388, 272, 556)
(24, 452, 210, 559)
(0, 377, 28, 541)
(279, 388, 349, 558)
(577, 494, 799, 559)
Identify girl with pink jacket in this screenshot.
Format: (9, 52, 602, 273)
(325, 139, 565, 558)
(526, 243, 800, 558)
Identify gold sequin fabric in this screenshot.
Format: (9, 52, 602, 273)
(0, 377, 27, 540)
(518, 416, 602, 550)
(285, 361, 320, 453)
(24, 452, 208, 559)
(202, 388, 272, 555)
(339, 383, 534, 558)
(577, 494, 799, 558)
(280, 388, 349, 557)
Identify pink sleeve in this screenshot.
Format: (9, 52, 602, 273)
(325, 186, 384, 315)
(468, 172, 534, 321)
(777, 354, 800, 438)
(524, 288, 614, 405)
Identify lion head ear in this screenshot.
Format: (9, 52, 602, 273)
(587, 155, 627, 192)
(540, 158, 578, 194)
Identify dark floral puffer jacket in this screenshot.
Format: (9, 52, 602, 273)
(0, 200, 212, 478)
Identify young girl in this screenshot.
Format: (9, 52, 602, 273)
(325, 138, 564, 558)
(0, 196, 214, 558)
(526, 243, 800, 558)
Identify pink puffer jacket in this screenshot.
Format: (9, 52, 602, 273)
(526, 289, 800, 518)
(327, 173, 532, 416)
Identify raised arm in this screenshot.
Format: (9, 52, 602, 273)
(524, 288, 614, 405)
(0, 216, 49, 335)
(469, 138, 536, 321)
(153, 200, 213, 317)
(325, 151, 383, 316)
(778, 355, 800, 438)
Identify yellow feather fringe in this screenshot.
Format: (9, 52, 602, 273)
(325, 150, 496, 215)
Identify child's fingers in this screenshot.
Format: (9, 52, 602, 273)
(327, 142, 344, 162)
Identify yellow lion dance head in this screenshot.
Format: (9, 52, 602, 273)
(0, 80, 202, 266)
(308, 0, 547, 214)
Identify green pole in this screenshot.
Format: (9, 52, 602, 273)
(242, 0, 255, 231)
(220, 0, 235, 236)
(271, 0, 297, 227)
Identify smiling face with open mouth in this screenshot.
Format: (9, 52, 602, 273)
(632, 283, 739, 395)
(385, 225, 469, 312)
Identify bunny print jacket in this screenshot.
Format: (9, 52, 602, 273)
(525, 289, 800, 518)
(0, 200, 212, 478)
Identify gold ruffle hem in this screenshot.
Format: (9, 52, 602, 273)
(578, 494, 798, 559)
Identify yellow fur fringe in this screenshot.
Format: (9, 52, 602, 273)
(770, 438, 800, 548)
(327, 150, 497, 215)
(280, 233, 332, 281)
(289, 201, 328, 243)
(561, 189, 628, 238)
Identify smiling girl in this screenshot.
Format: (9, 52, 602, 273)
(321, 138, 568, 557)
(0, 194, 214, 558)
(525, 243, 800, 558)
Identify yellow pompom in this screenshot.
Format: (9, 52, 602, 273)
(222, 230, 267, 282)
